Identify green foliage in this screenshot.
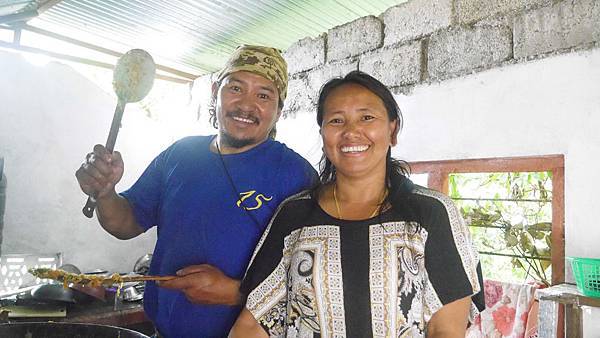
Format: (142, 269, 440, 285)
(450, 172, 553, 286)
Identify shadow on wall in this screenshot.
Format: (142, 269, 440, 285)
(0, 157, 5, 255)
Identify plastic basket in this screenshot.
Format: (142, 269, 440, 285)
(570, 257, 600, 298)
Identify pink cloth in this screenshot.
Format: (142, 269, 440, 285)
(466, 280, 542, 338)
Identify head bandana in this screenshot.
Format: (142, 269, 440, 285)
(216, 45, 288, 104)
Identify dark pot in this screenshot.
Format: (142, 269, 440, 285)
(29, 284, 95, 304)
(0, 322, 150, 337)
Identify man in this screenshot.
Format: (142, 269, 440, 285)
(76, 45, 317, 337)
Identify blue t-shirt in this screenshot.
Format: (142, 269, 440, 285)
(120, 135, 317, 337)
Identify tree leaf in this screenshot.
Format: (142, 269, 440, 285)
(520, 234, 534, 253)
(540, 259, 551, 272)
(505, 232, 519, 247)
(512, 257, 524, 269)
(533, 230, 546, 240)
(545, 234, 552, 247)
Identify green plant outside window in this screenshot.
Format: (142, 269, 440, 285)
(449, 172, 552, 286)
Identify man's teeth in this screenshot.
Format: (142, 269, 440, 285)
(232, 116, 255, 124)
(341, 145, 369, 153)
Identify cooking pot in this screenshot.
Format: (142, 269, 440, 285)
(0, 322, 149, 337)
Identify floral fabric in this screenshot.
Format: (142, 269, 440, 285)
(467, 280, 542, 338)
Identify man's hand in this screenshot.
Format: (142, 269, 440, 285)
(75, 144, 124, 199)
(158, 264, 241, 305)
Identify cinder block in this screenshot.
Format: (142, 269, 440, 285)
(359, 41, 422, 87)
(475, 13, 515, 30)
(456, 0, 551, 24)
(284, 35, 326, 75)
(306, 60, 358, 103)
(383, 0, 452, 46)
(514, 0, 600, 58)
(428, 26, 512, 79)
(327, 16, 383, 62)
(282, 77, 312, 117)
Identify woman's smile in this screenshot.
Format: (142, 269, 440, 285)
(321, 83, 397, 178)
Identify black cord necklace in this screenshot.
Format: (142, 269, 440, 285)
(214, 139, 264, 230)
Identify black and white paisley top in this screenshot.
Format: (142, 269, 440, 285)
(241, 181, 485, 338)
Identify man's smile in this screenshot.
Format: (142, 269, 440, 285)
(228, 112, 258, 125)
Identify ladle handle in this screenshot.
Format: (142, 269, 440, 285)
(82, 100, 127, 218)
(82, 196, 97, 218)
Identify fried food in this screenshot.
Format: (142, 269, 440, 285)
(29, 268, 175, 288)
(29, 268, 124, 288)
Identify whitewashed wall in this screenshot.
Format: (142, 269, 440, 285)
(394, 48, 600, 334)
(276, 47, 600, 335)
(2, 46, 599, 274)
(0, 50, 169, 272)
(396, 48, 600, 266)
(1, 27, 599, 336)
(276, 47, 600, 265)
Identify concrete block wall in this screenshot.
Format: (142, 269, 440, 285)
(281, 0, 600, 117)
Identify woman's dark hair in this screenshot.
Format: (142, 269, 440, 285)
(315, 70, 411, 209)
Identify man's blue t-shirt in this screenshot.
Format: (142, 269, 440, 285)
(120, 135, 317, 337)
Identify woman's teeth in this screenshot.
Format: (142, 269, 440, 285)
(341, 145, 369, 153)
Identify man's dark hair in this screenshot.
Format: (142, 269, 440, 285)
(315, 70, 411, 206)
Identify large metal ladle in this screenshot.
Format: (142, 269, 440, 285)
(82, 49, 156, 218)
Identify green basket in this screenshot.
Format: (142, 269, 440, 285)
(570, 257, 600, 298)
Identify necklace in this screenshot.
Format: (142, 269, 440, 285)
(214, 138, 265, 230)
(333, 183, 387, 219)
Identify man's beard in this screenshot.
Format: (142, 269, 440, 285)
(219, 109, 265, 149)
(220, 131, 256, 149)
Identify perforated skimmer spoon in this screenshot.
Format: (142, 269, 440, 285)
(82, 49, 156, 218)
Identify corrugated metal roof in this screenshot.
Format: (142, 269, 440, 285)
(21, 0, 407, 77)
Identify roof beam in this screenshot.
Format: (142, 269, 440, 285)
(37, 0, 63, 14)
(0, 40, 191, 84)
(0, 23, 198, 81)
(21, 24, 198, 80)
(0, 0, 62, 24)
(0, 10, 37, 24)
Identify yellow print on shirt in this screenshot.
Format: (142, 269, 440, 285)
(237, 190, 273, 210)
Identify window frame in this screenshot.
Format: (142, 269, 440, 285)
(409, 154, 565, 284)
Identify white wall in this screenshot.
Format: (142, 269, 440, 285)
(395, 48, 600, 263)
(278, 47, 600, 335)
(0, 50, 174, 272)
(279, 48, 600, 264)
(3, 46, 599, 269)
(2, 43, 600, 333)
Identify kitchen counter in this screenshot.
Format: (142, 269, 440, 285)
(8, 298, 154, 334)
(64, 300, 147, 326)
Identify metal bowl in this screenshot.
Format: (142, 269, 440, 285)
(133, 254, 152, 275)
(122, 285, 143, 302)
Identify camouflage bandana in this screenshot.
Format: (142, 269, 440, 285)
(216, 45, 288, 103)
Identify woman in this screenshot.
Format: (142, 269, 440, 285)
(230, 71, 485, 337)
